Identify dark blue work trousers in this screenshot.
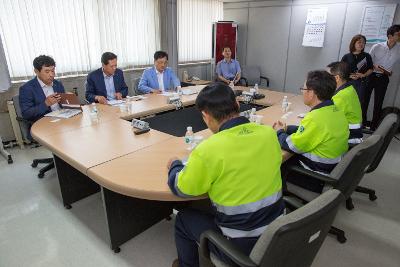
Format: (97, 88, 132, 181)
(175, 208, 258, 267)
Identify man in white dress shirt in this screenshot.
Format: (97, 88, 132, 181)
(364, 24, 400, 130)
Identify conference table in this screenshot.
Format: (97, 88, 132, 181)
(31, 85, 309, 253)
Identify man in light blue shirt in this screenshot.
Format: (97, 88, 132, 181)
(138, 51, 181, 94)
(216, 46, 241, 85)
(104, 72, 115, 100)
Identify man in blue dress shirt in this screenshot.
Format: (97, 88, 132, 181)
(85, 52, 128, 104)
(138, 51, 181, 94)
(216, 46, 241, 85)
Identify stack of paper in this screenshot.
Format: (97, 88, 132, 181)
(107, 99, 125, 106)
(181, 89, 197, 95)
(44, 109, 82, 119)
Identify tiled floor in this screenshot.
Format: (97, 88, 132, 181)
(0, 136, 400, 266)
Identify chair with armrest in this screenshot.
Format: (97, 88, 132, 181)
(199, 189, 344, 267)
(353, 113, 399, 201)
(12, 95, 54, 178)
(0, 135, 13, 164)
(284, 135, 383, 243)
(240, 66, 270, 87)
(132, 77, 143, 95)
(213, 71, 248, 87)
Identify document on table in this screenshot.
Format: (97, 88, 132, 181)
(181, 89, 197, 95)
(107, 99, 125, 106)
(130, 96, 147, 101)
(160, 92, 175, 96)
(44, 109, 82, 119)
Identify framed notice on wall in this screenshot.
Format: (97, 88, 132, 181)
(360, 4, 397, 44)
(302, 8, 328, 48)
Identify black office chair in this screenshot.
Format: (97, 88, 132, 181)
(240, 66, 270, 87)
(0, 135, 13, 164)
(12, 95, 55, 178)
(284, 135, 383, 243)
(130, 77, 143, 96)
(129, 77, 143, 95)
(199, 189, 344, 267)
(353, 113, 399, 203)
(213, 72, 247, 86)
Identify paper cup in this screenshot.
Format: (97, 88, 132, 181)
(254, 115, 263, 124)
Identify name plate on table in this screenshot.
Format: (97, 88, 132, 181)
(131, 119, 150, 135)
(167, 95, 181, 104)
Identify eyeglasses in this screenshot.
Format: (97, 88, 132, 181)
(299, 87, 312, 92)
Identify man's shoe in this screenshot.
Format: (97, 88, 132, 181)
(172, 259, 179, 267)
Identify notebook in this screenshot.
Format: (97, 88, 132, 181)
(378, 65, 392, 76)
(59, 93, 81, 109)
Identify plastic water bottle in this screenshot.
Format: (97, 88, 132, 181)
(90, 103, 98, 121)
(184, 126, 194, 149)
(183, 71, 189, 82)
(177, 86, 182, 96)
(229, 80, 234, 90)
(249, 107, 257, 122)
(91, 103, 98, 113)
(254, 83, 259, 94)
(282, 96, 288, 113)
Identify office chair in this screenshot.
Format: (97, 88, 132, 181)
(240, 66, 270, 87)
(352, 113, 399, 204)
(0, 135, 13, 164)
(199, 189, 344, 267)
(12, 95, 55, 178)
(284, 135, 383, 243)
(132, 77, 143, 95)
(363, 107, 400, 141)
(213, 72, 247, 86)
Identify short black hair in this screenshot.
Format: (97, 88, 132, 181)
(222, 46, 231, 51)
(154, 51, 168, 61)
(101, 52, 117, 65)
(33, 55, 56, 71)
(195, 82, 239, 122)
(327, 61, 351, 82)
(387, 24, 400, 37)
(306, 70, 336, 101)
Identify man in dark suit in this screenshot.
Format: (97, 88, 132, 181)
(85, 52, 128, 104)
(19, 55, 65, 122)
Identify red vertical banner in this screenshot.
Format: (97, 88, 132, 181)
(215, 22, 237, 65)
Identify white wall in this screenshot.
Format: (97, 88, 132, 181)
(224, 0, 400, 109)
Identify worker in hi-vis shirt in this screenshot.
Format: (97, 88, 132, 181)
(167, 83, 284, 267)
(273, 70, 349, 193)
(327, 61, 363, 144)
